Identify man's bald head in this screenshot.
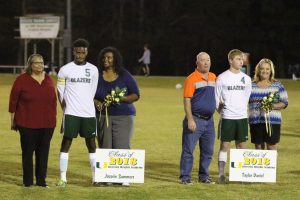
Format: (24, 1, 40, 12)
(196, 52, 211, 74)
(196, 52, 209, 61)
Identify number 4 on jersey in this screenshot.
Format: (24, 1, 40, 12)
(241, 77, 245, 84)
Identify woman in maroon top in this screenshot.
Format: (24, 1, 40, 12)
(9, 54, 57, 187)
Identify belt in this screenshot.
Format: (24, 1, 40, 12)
(192, 113, 211, 120)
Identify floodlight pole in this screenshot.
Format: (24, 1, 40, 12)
(66, 0, 72, 62)
(24, 39, 29, 66)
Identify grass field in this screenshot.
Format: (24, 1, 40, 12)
(0, 74, 299, 200)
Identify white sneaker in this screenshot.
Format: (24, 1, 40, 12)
(122, 182, 130, 187)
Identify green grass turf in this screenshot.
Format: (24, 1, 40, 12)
(0, 74, 299, 200)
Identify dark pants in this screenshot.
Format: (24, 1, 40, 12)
(18, 126, 54, 186)
(180, 116, 215, 181)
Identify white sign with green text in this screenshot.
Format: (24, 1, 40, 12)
(229, 149, 277, 182)
(95, 149, 145, 183)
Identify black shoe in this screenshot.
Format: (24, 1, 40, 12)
(23, 184, 33, 187)
(199, 178, 215, 184)
(218, 175, 226, 184)
(93, 182, 102, 186)
(180, 179, 193, 185)
(37, 182, 49, 188)
(98, 182, 113, 186)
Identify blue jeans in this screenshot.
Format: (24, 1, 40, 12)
(179, 116, 215, 181)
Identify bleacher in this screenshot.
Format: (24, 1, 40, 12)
(0, 65, 58, 75)
(0, 65, 25, 74)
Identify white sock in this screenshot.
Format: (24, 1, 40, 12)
(60, 152, 69, 182)
(89, 153, 96, 182)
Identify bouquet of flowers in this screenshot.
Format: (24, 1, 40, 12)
(260, 91, 279, 136)
(102, 87, 127, 127)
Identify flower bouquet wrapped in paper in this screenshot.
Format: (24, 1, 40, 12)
(102, 87, 127, 127)
(260, 91, 279, 136)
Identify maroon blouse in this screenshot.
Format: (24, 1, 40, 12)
(9, 73, 57, 129)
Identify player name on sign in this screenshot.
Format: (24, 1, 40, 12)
(95, 149, 145, 183)
(229, 149, 277, 183)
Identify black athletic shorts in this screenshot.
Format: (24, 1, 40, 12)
(250, 123, 281, 145)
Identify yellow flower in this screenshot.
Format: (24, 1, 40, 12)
(263, 96, 267, 101)
(119, 92, 125, 97)
(268, 98, 273, 102)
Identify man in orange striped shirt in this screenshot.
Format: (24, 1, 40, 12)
(179, 52, 216, 185)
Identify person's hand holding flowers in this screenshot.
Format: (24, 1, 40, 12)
(260, 91, 279, 136)
(102, 87, 127, 127)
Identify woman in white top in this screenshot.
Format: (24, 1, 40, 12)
(138, 44, 151, 76)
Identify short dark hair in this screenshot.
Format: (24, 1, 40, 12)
(97, 46, 124, 74)
(73, 38, 89, 48)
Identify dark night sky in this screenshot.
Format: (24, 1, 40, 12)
(0, 0, 300, 77)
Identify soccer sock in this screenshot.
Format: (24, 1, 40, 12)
(218, 161, 226, 177)
(60, 152, 69, 182)
(89, 153, 96, 182)
(218, 151, 227, 177)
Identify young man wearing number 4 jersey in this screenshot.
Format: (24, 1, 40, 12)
(215, 49, 252, 184)
(56, 38, 99, 187)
